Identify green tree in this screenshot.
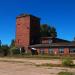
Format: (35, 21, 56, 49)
(10, 39, 16, 56)
(0, 40, 2, 47)
(40, 24, 48, 37)
(1, 45, 9, 56)
(10, 39, 15, 47)
(40, 24, 57, 38)
(10, 47, 20, 55)
(49, 26, 57, 38)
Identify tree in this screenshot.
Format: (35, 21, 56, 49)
(1, 45, 9, 56)
(10, 47, 20, 55)
(10, 39, 15, 47)
(40, 24, 57, 38)
(9, 39, 16, 56)
(40, 24, 48, 37)
(49, 26, 57, 38)
(0, 40, 2, 47)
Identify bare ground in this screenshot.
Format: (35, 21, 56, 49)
(0, 58, 75, 75)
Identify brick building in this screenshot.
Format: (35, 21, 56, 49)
(15, 14, 40, 51)
(15, 14, 75, 55)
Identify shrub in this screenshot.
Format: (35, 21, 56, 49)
(58, 72, 73, 75)
(0, 45, 9, 56)
(10, 47, 20, 55)
(62, 57, 73, 66)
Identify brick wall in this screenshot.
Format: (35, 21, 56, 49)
(15, 16, 30, 49)
(15, 14, 40, 50)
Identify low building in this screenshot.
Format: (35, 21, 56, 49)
(15, 14, 75, 55)
(29, 37, 75, 55)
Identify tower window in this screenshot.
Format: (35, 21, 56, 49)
(18, 39, 20, 44)
(48, 39, 52, 44)
(27, 26, 29, 29)
(17, 24, 20, 25)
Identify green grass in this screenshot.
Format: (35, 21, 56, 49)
(58, 72, 74, 75)
(35, 63, 62, 67)
(5, 54, 64, 59)
(35, 63, 75, 68)
(9, 54, 75, 59)
(1, 54, 75, 60)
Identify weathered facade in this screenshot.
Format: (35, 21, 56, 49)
(15, 14, 75, 55)
(29, 37, 75, 55)
(15, 14, 40, 50)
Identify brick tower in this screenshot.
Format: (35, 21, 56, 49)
(15, 14, 40, 50)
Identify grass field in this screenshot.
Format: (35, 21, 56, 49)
(5, 54, 75, 60)
(58, 72, 74, 75)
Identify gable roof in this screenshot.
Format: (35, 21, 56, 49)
(41, 37, 70, 43)
(29, 42, 75, 48)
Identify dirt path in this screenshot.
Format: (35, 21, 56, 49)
(0, 58, 62, 65)
(0, 57, 75, 65)
(0, 58, 75, 75)
(0, 62, 75, 75)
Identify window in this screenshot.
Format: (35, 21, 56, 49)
(48, 39, 52, 44)
(17, 39, 21, 45)
(17, 24, 20, 25)
(40, 48, 44, 54)
(59, 48, 64, 53)
(18, 39, 20, 44)
(69, 48, 75, 53)
(27, 26, 29, 29)
(48, 48, 53, 54)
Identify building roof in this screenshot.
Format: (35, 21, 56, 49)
(29, 37, 75, 48)
(29, 42, 75, 48)
(16, 13, 40, 19)
(41, 37, 70, 43)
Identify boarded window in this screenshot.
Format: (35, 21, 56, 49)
(48, 48, 53, 54)
(59, 48, 64, 53)
(69, 48, 75, 53)
(40, 48, 44, 54)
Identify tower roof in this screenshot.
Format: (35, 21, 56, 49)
(16, 13, 40, 19)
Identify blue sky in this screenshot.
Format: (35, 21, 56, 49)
(0, 0, 75, 45)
